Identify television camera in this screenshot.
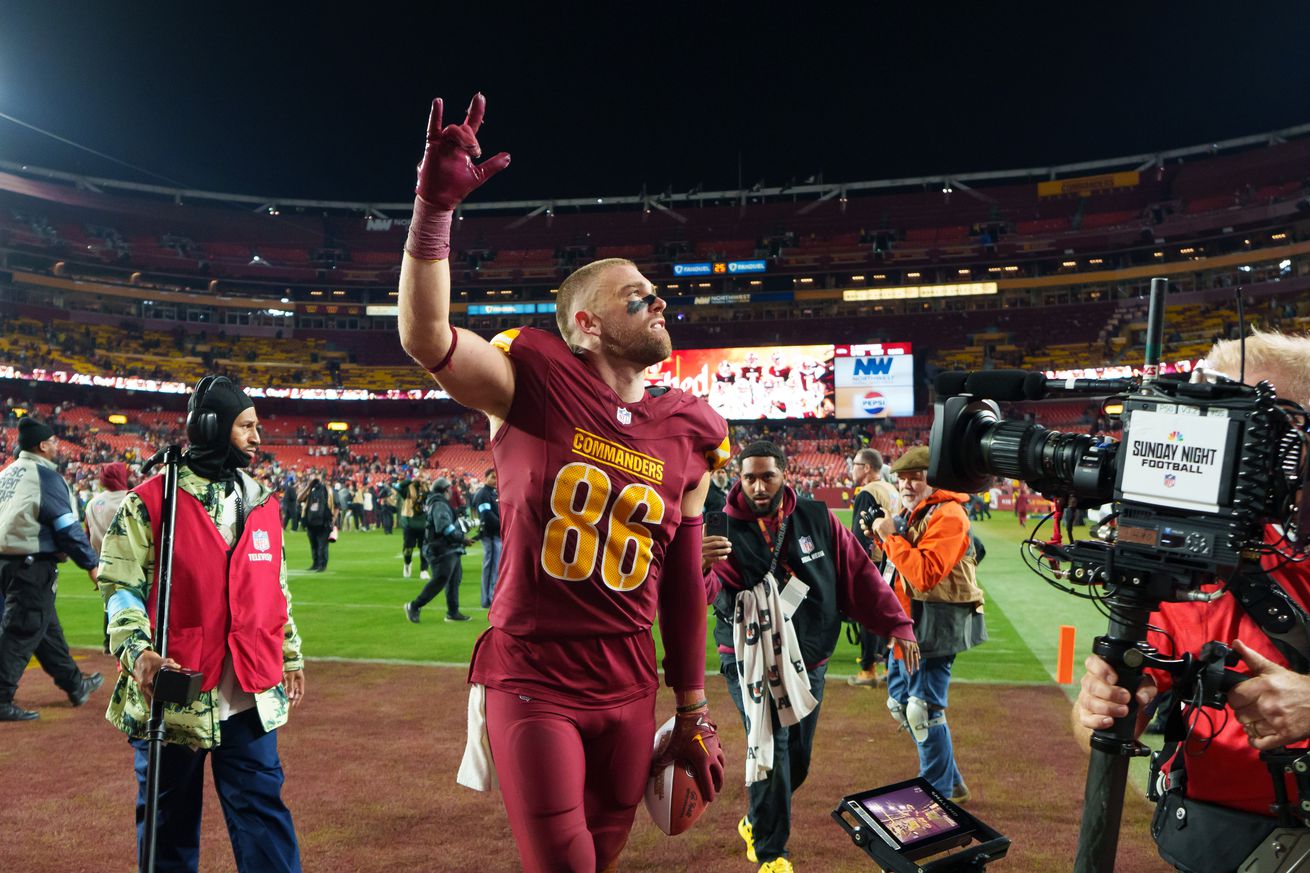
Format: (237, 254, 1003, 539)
(927, 279, 1310, 872)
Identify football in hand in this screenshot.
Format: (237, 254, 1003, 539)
(643, 715, 709, 836)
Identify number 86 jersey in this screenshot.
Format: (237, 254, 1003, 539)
(483, 327, 728, 641)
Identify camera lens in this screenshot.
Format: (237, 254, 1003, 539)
(932, 394, 1115, 501)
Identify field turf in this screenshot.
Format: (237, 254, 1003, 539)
(55, 509, 1110, 686)
(15, 508, 1176, 872)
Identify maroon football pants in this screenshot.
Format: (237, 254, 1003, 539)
(485, 687, 657, 873)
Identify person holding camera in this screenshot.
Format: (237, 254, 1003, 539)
(1074, 330, 1310, 871)
(848, 448, 899, 688)
(98, 376, 305, 873)
(703, 440, 917, 873)
(866, 446, 987, 805)
(404, 476, 471, 623)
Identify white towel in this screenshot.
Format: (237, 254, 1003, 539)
(456, 683, 498, 791)
(732, 572, 818, 785)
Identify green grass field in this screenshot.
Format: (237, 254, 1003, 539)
(55, 510, 1111, 688)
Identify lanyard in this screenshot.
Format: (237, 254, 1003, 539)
(756, 508, 791, 580)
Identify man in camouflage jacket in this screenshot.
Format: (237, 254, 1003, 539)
(98, 376, 305, 873)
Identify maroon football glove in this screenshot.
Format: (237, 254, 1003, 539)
(406, 93, 511, 260)
(652, 708, 726, 802)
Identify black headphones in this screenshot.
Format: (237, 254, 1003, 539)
(186, 375, 231, 446)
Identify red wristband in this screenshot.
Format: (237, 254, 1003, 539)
(425, 325, 458, 375)
(405, 196, 454, 261)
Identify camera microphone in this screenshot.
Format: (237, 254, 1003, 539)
(1042, 376, 1137, 397)
(934, 371, 971, 395)
(962, 370, 1033, 401)
(939, 369, 1136, 401)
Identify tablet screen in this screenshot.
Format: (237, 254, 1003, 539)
(859, 783, 963, 851)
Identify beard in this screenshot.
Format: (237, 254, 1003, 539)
(602, 318, 672, 368)
(751, 487, 785, 516)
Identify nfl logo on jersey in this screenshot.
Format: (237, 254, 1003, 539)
(799, 536, 814, 554)
(616, 407, 632, 425)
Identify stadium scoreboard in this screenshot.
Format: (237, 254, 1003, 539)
(832, 343, 915, 419)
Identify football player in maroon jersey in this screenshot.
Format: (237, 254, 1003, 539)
(397, 94, 728, 873)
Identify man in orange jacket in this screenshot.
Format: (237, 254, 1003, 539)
(868, 446, 987, 802)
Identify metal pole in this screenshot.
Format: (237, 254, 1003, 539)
(141, 445, 181, 873)
(1073, 594, 1154, 873)
(1143, 278, 1167, 379)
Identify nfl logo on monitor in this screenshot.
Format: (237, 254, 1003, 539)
(252, 529, 270, 551)
(1163, 474, 1176, 488)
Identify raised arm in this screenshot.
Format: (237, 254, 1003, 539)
(398, 93, 515, 418)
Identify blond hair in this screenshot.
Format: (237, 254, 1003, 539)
(1206, 327, 1310, 406)
(555, 258, 635, 350)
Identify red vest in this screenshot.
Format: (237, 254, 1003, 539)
(136, 474, 288, 693)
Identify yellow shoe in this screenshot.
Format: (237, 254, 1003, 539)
(759, 858, 794, 873)
(738, 816, 757, 864)
(846, 669, 880, 687)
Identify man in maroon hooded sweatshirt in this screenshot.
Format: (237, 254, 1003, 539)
(702, 440, 916, 873)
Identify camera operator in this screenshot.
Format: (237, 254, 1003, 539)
(1074, 329, 1310, 871)
(866, 446, 987, 804)
(403, 477, 471, 623)
(849, 448, 899, 688)
(702, 440, 917, 872)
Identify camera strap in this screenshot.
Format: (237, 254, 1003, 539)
(1226, 568, 1310, 674)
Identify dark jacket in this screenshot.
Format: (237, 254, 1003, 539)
(472, 484, 500, 539)
(704, 482, 913, 668)
(424, 493, 466, 557)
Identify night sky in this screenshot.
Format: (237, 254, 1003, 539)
(2, 4, 1309, 205)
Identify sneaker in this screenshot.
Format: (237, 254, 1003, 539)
(404, 602, 420, 623)
(846, 669, 880, 687)
(0, 702, 39, 721)
(445, 612, 471, 622)
(403, 563, 412, 579)
(420, 569, 430, 580)
(68, 672, 103, 707)
(758, 859, 794, 872)
(738, 816, 757, 864)
(950, 782, 971, 804)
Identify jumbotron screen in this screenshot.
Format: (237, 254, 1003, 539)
(644, 345, 835, 420)
(832, 342, 915, 419)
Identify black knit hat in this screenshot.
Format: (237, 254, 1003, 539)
(18, 417, 55, 451)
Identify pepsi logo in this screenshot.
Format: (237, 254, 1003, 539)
(860, 392, 887, 416)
